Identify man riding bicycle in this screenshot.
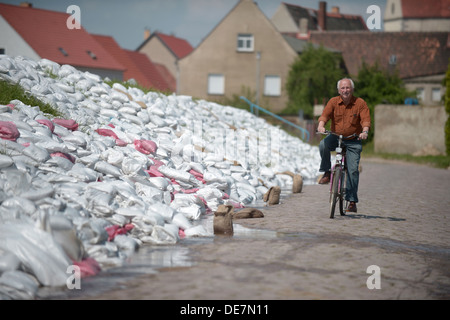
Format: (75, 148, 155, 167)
(317, 78, 371, 213)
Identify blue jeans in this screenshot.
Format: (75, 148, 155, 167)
(319, 135, 362, 203)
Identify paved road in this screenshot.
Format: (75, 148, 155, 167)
(47, 158, 450, 300)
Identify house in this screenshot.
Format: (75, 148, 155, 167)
(0, 2, 124, 80)
(93, 34, 175, 92)
(271, 1, 368, 39)
(384, 0, 450, 32)
(309, 31, 449, 105)
(137, 31, 193, 92)
(178, 0, 299, 113)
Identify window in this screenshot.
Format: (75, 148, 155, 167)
(264, 75, 281, 96)
(237, 34, 254, 52)
(416, 88, 425, 101)
(432, 88, 441, 102)
(389, 54, 397, 65)
(59, 47, 68, 56)
(208, 74, 225, 95)
(86, 50, 97, 60)
(0, 48, 5, 55)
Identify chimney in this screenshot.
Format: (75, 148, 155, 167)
(144, 29, 151, 40)
(331, 6, 339, 14)
(19, 2, 32, 7)
(318, 1, 327, 31)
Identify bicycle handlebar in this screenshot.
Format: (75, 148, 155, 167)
(316, 130, 358, 140)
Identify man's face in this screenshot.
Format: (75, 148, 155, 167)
(339, 80, 353, 100)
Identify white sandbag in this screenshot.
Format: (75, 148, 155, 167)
(148, 225, 178, 244)
(142, 210, 165, 226)
(176, 204, 202, 220)
(68, 164, 100, 182)
(101, 148, 124, 166)
(0, 270, 39, 300)
(1, 197, 36, 216)
(121, 157, 145, 176)
(20, 186, 54, 201)
(0, 154, 14, 168)
(94, 160, 122, 177)
(21, 143, 50, 163)
(184, 225, 211, 238)
(100, 108, 119, 118)
(110, 90, 129, 103)
(147, 202, 174, 222)
(0, 223, 71, 286)
(0, 249, 20, 275)
(172, 212, 193, 230)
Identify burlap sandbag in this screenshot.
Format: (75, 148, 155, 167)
(232, 208, 264, 219)
(263, 186, 281, 206)
(213, 204, 234, 235)
(292, 174, 303, 193)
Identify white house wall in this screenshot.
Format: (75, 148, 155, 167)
(0, 15, 40, 60)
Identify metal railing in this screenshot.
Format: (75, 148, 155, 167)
(240, 96, 310, 142)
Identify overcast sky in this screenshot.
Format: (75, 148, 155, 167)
(1, 0, 387, 50)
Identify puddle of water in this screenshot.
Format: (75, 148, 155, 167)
(38, 187, 300, 299)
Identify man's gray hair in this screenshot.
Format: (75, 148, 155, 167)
(337, 78, 354, 90)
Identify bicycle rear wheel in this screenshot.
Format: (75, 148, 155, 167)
(329, 166, 342, 219)
(339, 171, 346, 216)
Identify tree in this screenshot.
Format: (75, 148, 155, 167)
(355, 61, 415, 142)
(284, 44, 345, 118)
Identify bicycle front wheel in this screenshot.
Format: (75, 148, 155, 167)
(329, 166, 342, 219)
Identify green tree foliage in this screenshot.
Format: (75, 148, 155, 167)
(445, 59, 450, 155)
(355, 61, 412, 106)
(355, 61, 415, 142)
(284, 44, 345, 118)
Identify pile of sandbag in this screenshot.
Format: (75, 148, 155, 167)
(0, 54, 321, 299)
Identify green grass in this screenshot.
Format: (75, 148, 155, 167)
(362, 140, 450, 169)
(0, 79, 62, 117)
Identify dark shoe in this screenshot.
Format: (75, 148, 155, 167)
(318, 171, 331, 184)
(347, 202, 357, 213)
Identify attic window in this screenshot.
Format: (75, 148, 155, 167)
(389, 54, 397, 65)
(58, 47, 68, 57)
(86, 50, 97, 60)
(237, 34, 254, 52)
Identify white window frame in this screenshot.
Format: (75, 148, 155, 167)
(237, 34, 254, 52)
(264, 75, 281, 96)
(208, 74, 225, 95)
(431, 88, 441, 102)
(416, 87, 425, 101)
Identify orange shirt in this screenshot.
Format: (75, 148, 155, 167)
(318, 95, 371, 137)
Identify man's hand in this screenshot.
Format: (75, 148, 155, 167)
(359, 131, 369, 140)
(317, 121, 326, 133)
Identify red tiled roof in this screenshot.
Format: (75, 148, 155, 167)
(401, 0, 450, 19)
(0, 3, 124, 71)
(137, 32, 194, 59)
(93, 34, 173, 92)
(155, 32, 194, 59)
(125, 50, 174, 92)
(282, 2, 368, 31)
(309, 31, 450, 79)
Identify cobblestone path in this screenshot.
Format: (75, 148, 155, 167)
(47, 159, 450, 300)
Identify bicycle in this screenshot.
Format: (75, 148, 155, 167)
(317, 130, 358, 219)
